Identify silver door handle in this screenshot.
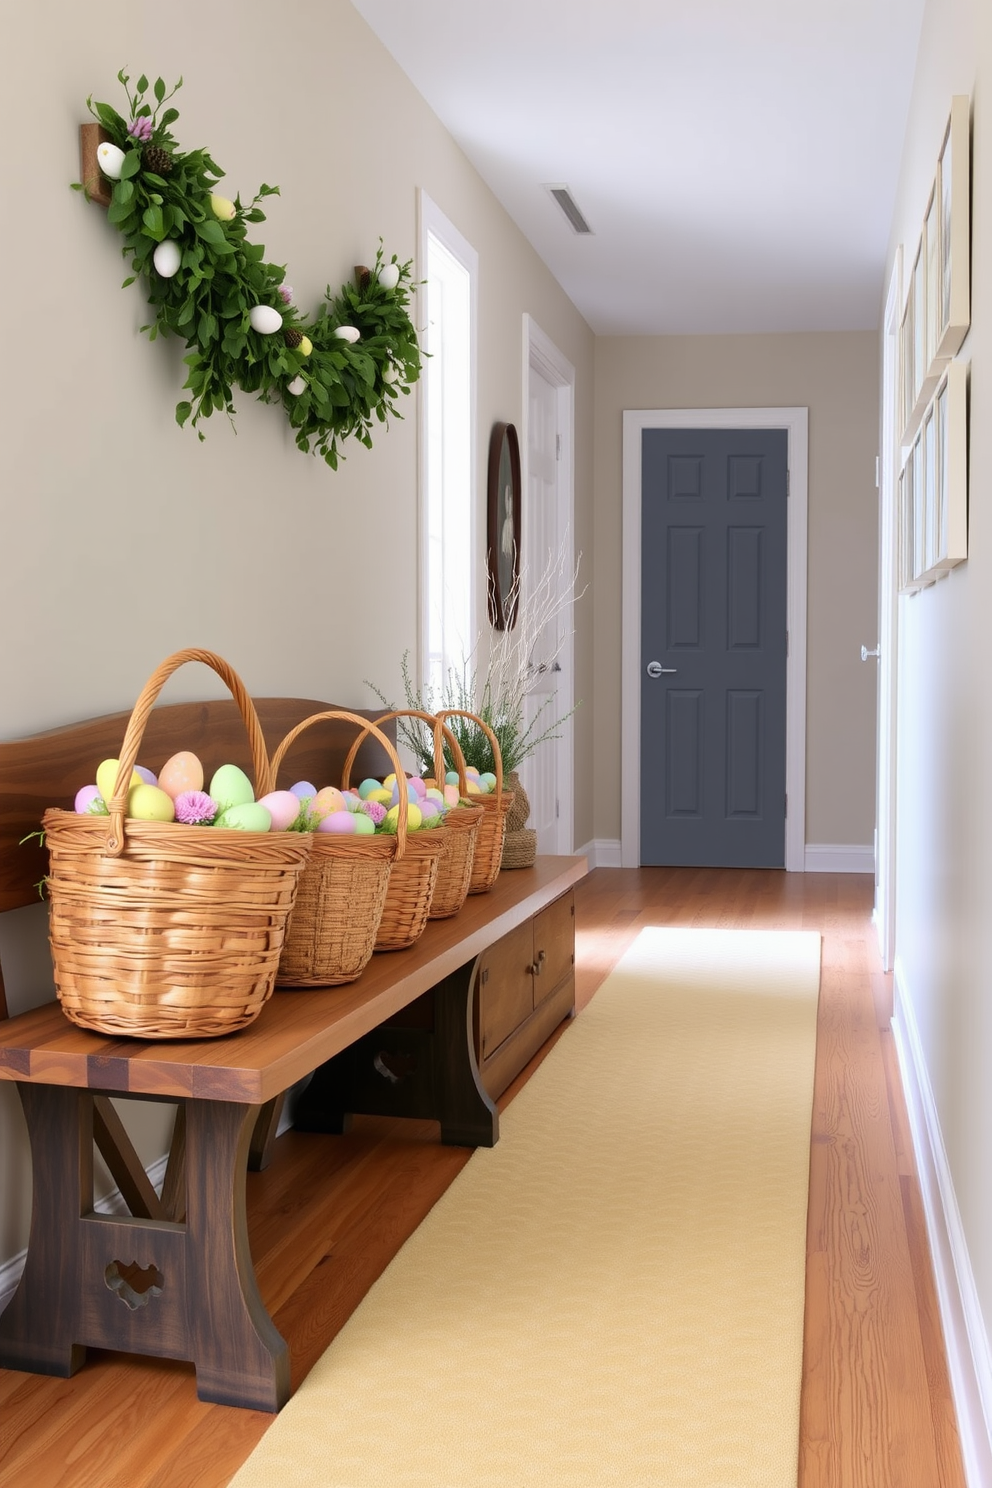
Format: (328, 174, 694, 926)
(860, 645, 880, 662)
(646, 661, 678, 678)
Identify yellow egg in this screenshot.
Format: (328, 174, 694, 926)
(158, 750, 204, 800)
(367, 788, 392, 805)
(298, 335, 312, 356)
(127, 783, 176, 822)
(96, 758, 142, 805)
(210, 193, 236, 221)
(382, 773, 397, 789)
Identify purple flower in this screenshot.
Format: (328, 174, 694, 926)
(128, 115, 154, 143)
(278, 284, 294, 305)
(362, 800, 387, 826)
(174, 790, 218, 825)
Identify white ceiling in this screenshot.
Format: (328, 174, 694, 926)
(350, 0, 926, 336)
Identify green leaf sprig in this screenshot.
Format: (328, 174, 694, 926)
(77, 70, 422, 467)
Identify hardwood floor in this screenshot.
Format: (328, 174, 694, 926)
(0, 868, 967, 1487)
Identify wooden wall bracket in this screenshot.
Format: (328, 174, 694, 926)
(79, 123, 112, 209)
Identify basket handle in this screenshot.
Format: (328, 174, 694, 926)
(106, 648, 271, 857)
(266, 710, 409, 860)
(340, 710, 469, 800)
(435, 710, 504, 802)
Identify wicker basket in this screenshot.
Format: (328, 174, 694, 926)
(43, 649, 311, 1040)
(268, 711, 410, 987)
(342, 710, 482, 921)
(340, 714, 448, 950)
(436, 709, 513, 894)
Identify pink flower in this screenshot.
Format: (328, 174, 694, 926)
(128, 115, 154, 143)
(174, 790, 218, 825)
(278, 284, 294, 305)
(362, 800, 387, 826)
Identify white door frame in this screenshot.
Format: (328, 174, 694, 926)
(522, 314, 575, 854)
(621, 407, 809, 871)
(875, 251, 903, 969)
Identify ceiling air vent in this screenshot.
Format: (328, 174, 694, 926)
(547, 185, 593, 235)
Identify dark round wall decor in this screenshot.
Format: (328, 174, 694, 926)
(487, 421, 521, 629)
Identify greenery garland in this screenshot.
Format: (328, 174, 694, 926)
(76, 70, 422, 468)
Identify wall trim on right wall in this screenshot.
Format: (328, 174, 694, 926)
(804, 844, 874, 873)
(892, 961, 992, 1488)
(620, 407, 809, 871)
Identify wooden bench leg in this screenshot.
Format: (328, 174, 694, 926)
(0, 1083, 289, 1413)
(293, 961, 499, 1148)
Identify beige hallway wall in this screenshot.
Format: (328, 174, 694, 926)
(592, 331, 880, 850)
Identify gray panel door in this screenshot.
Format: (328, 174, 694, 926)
(640, 427, 788, 868)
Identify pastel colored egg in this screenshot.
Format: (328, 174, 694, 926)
(317, 811, 357, 834)
(358, 778, 382, 799)
(407, 777, 427, 799)
(298, 336, 313, 356)
(159, 751, 204, 800)
(465, 781, 482, 794)
(312, 786, 345, 819)
(290, 780, 317, 800)
(479, 772, 497, 791)
(96, 758, 143, 805)
(366, 788, 392, 806)
(214, 802, 272, 832)
(352, 812, 375, 835)
(134, 765, 159, 786)
(257, 790, 302, 832)
(152, 239, 182, 278)
(74, 784, 102, 814)
(424, 788, 445, 806)
(386, 803, 422, 832)
(96, 142, 126, 179)
(443, 783, 460, 806)
(444, 771, 460, 787)
(382, 773, 397, 789)
(464, 766, 481, 779)
(209, 763, 255, 813)
(210, 193, 237, 221)
(127, 783, 176, 823)
(249, 304, 283, 335)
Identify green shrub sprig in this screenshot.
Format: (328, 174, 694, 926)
(76, 70, 422, 467)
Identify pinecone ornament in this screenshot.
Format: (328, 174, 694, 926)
(143, 144, 173, 175)
(283, 327, 303, 349)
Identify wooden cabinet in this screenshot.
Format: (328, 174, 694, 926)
(473, 889, 575, 1098)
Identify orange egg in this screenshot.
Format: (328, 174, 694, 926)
(158, 751, 205, 800)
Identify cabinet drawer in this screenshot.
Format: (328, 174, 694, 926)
(477, 920, 534, 1058)
(532, 891, 574, 1003)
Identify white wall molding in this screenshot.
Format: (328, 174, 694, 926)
(573, 839, 622, 870)
(892, 959, 992, 1488)
(803, 843, 874, 873)
(621, 407, 808, 871)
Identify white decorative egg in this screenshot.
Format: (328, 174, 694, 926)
(287, 375, 306, 396)
(334, 325, 361, 343)
(382, 364, 398, 384)
(152, 240, 182, 278)
(378, 262, 400, 291)
(96, 142, 126, 180)
(250, 304, 283, 335)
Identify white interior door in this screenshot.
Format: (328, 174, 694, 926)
(520, 318, 575, 856)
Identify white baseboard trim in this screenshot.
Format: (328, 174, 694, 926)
(573, 838, 622, 870)
(803, 843, 874, 873)
(892, 959, 992, 1488)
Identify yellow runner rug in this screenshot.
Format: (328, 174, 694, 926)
(230, 925, 821, 1488)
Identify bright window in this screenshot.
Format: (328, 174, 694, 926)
(420, 193, 477, 695)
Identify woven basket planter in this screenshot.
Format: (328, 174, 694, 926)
(43, 649, 311, 1040)
(268, 710, 408, 987)
(343, 709, 483, 923)
(501, 770, 537, 869)
(436, 709, 513, 894)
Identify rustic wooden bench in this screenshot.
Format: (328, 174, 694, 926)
(0, 697, 586, 1411)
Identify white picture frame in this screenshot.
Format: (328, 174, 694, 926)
(898, 359, 968, 591)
